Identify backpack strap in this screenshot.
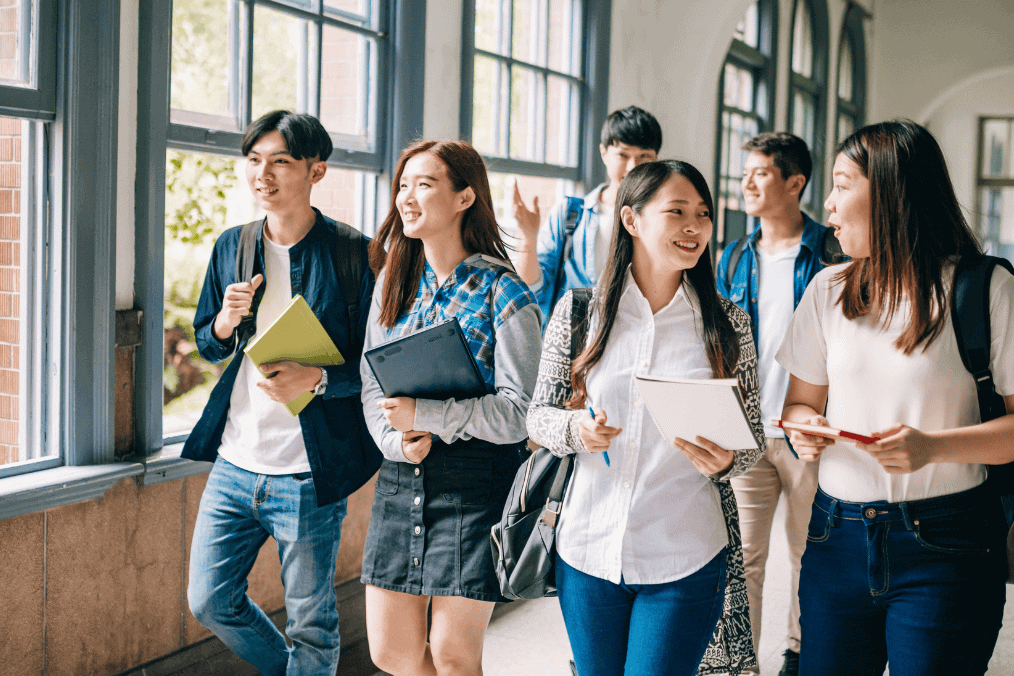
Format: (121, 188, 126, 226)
(234, 218, 266, 344)
(724, 236, 750, 289)
(951, 255, 1014, 424)
(552, 197, 585, 304)
(820, 226, 846, 265)
(332, 219, 366, 356)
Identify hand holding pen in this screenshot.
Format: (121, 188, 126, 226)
(578, 406, 621, 466)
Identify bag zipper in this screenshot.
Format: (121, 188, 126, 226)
(520, 455, 535, 512)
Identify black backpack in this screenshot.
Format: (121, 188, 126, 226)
(951, 255, 1014, 528)
(723, 226, 846, 289)
(549, 197, 585, 309)
(234, 214, 366, 355)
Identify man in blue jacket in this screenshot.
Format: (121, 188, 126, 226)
(716, 132, 833, 676)
(183, 110, 381, 676)
(512, 106, 662, 324)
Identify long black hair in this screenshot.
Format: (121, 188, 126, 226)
(567, 160, 739, 407)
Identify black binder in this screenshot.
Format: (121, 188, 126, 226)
(364, 317, 488, 400)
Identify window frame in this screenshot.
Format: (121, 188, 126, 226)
(460, 0, 611, 188)
(0, 0, 57, 120)
(786, 0, 829, 216)
(976, 116, 1014, 259)
(835, 3, 866, 145)
(0, 0, 137, 516)
(712, 0, 778, 251)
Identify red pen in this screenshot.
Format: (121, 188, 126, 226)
(772, 419, 879, 445)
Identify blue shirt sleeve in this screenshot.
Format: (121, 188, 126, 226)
(194, 231, 239, 364)
(534, 201, 569, 323)
(716, 241, 734, 300)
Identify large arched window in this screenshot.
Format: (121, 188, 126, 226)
(714, 0, 778, 251)
(835, 4, 867, 144)
(788, 0, 828, 215)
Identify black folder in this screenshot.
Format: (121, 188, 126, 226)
(364, 318, 488, 400)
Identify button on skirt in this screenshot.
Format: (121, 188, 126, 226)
(361, 438, 524, 602)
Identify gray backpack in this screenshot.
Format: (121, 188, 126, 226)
(491, 287, 592, 600)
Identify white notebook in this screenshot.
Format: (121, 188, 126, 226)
(634, 375, 759, 450)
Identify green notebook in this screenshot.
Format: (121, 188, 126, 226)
(244, 294, 344, 416)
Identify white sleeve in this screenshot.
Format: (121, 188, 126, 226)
(989, 265, 1014, 397)
(775, 268, 830, 387)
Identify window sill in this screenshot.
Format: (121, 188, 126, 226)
(0, 445, 214, 520)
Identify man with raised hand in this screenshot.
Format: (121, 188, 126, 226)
(715, 131, 837, 676)
(183, 110, 381, 676)
(512, 106, 662, 325)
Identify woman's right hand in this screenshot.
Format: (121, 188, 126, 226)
(787, 414, 835, 461)
(402, 430, 432, 464)
(577, 408, 622, 454)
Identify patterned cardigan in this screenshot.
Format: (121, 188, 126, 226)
(527, 288, 766, 676)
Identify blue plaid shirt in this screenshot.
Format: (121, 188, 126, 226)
(387, 254, 537, 390)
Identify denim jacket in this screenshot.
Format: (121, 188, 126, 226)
(181, 210, 382, 506)
(716, 212, 832, 350)
(530, 184, 608, 324)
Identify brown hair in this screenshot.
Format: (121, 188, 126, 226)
(832, 120, 981, 354)
(369, 140, 511, 328)
(566, 160, 739, 409)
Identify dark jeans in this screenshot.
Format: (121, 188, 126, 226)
(799, 483, 1007, 676)
(556, 548, 726, 676)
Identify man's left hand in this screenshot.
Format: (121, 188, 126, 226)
(256, 361, 320, 403)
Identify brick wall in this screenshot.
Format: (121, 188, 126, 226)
(0, 115, 19, 465)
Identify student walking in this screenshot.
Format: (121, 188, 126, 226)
(778, 120, 1014, 676)
(512, 106, 662, 324)
(359, 140, 543, 676)
(715, 132, 831, 676)
(527, 160, 765, 676)
(184, 111, 381, 676)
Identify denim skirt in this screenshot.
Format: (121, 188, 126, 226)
(361, 437, 524, 602)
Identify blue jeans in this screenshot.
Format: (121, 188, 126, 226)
(799, 484, 1006, 676)
(188, 458, 348, 676)
(556, 548, 727, 676)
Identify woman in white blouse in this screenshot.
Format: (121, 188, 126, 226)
(527, 160, 765, 676)
(777, 120, 1014, 676)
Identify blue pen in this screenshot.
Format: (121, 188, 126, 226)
(588, 406, 611, 466)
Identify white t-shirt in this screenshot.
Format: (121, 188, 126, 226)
(594, 205, 615, 280)
(756, 243, 800, 437)
(217, 236, 310, 475)
(776, 263, 1014, 503)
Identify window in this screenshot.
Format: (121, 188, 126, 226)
(835, 5, 866, 144)
(787, 0, 828, 215)
(0, 0, 58, 479)
(977, 118, 1014, 263)
(714, 0, 777, 249)
(162, 0, 391, 444)
(462, 0, 610, 245)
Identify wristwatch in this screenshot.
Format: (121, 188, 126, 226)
(312, 367, 328, 396)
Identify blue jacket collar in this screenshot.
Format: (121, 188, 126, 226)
(748, 211, 826, 251)
(583, 183, 608, 212)
(255, 207, 332, 255)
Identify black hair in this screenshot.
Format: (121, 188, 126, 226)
(241, 110, 333, 162)
(567, 160, 739, 407)
(599, 106, 663, 152)
(742, 131, 812, 191)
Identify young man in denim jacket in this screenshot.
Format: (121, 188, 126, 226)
(183, 110, 381, 676)
(716, 132, 834, 676)
(512, 106, 662, 324)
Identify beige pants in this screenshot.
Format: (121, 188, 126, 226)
(731, 437, 819, 672)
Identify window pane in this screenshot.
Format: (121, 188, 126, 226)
(324, 0, 371, 25)
(163, 150, 255, 439)
(734, 1, 760, 50)
(252, 4, 311, 121)
(723, 63, 753, 112)
(0, 0, 34, 87)
(791, 1, 813, 78)
(488, 171, 571, 253)
(838, 39, 853, 101)
(0, 117, 35, 465)
(311, 166, 372, 232)
(981, 119, 1011, 179)
(475, 0, 507, 55)
(546, 75, 578, 167)
(472, 55, 508, 156)
(512, 0, 545, 66)
(170, 0, 235, 128)
(509, 66, 541, 162)
(980, 188, 1014, 262)
(837, 113, 854, 145)
(320, 25, 374, 146)
(792, 90, 815, 145)
(548, 0, 579, 74)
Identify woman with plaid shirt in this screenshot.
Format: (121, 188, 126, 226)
(359, 140, 543, 676)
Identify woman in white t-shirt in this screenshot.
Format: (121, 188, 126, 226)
(776, 120, 1014, 676)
